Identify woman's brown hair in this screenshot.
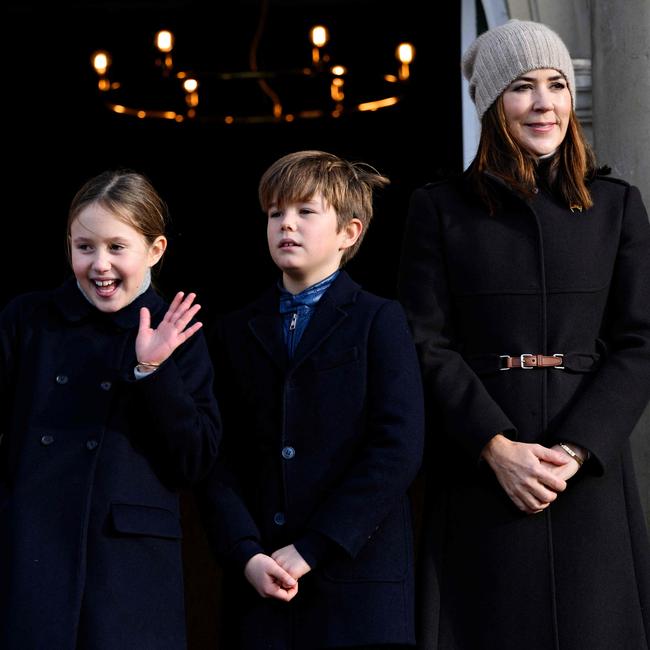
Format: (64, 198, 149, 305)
(467, 95, 596, 214)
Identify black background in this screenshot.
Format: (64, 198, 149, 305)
(5, 1, 462, 645)
(4, 0, 462, 312)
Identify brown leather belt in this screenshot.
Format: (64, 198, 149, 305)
(500, 354, 564, 370)
(465, 352, 601, 374)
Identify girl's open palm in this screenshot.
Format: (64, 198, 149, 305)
(136, 291, 203, 366)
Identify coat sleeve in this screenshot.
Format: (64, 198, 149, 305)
(549, 184, 650, 474)
(194, 317, 265, 570)
(304, 300, 425, 559)
(129, 328, 222, 486)
(398, 186, 516, 461)
(196, 455, 265, 570)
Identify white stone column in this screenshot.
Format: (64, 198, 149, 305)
(592, 0, 650, 524)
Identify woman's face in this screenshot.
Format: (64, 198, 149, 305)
(502, 68, 572, 157)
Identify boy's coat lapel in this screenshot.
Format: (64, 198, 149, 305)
(291, 272, 359, 368)
(247, 272, 360, 371)
(248, 288, 288, 371)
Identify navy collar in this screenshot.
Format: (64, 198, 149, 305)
(278, 270, 339, 313)
(52, 276, 165, 330)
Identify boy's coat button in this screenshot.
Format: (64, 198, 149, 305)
(281, 446, 296, 459)
(273, 512, 286, 526)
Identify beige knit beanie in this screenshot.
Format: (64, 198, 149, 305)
(462, 19, 575, 119)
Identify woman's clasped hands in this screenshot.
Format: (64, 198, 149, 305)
(481, 434, 584, 514)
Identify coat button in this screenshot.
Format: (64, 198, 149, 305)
(40, 435, 54, 446)
(86, 439, 99, 451)
(281, 446, 295, 460)
(273, 512, 286, 526)
(56, 374, 68, 384)
(100, 381, 112, 391)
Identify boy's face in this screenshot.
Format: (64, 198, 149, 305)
(266, 192, 361, 294)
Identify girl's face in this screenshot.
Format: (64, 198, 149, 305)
(69, 203, 166, 313)
(502, 68, 572, 157)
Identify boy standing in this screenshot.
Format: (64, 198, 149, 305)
(201, 151, 424, 649)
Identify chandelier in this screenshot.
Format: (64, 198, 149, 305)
(90, 12, 415, 125)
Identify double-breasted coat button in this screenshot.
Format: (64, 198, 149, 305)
(40, 435, 54, 446)
(100, 381, 112, 391)
(281, 446, 296, 460)
(56, 374, 68, 384)
(273, 512, 286, 526)
(86, 439, 99, 451)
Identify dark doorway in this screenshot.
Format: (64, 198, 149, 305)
(4, 1, 461, 646)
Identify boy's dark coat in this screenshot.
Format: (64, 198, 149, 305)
(0, 279, 221, 650)
(201, 271, 425, 649)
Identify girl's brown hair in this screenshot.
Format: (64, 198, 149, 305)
(66, 170, 168, 265)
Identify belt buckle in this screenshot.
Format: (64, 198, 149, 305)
(520, 353, 534, 369)
(499, 355, 511, 371)
(553, 353, 565, 370)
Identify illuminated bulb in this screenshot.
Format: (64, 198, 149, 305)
(91, 51, 111, 75)
(331, 65, 346, 76)
(183, 78, 199, 93)
(396, 43, 414, 64)
(310, 25, 329, 48)
(396, 43, 415, 80)
(155, 30, 174, 53)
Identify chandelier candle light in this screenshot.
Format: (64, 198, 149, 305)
(91, 24, 415, 124)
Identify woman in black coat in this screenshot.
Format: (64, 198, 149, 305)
(0, 170, 221, 650)
(398, 19, 650, 650)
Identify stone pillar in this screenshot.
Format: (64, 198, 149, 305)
(592, 0, 650, 524)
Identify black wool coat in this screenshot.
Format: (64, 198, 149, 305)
(199, 271, 425, 649)
(398, 174, 650, 650)
(0, 278, 221, 650)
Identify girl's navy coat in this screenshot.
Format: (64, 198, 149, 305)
(399, 174, 650, 650)
(201, 271, 425, 649)
(0, 278, 221, 650)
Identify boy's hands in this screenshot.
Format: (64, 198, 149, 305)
(243, 546, 312, 602)
(244, 553, 298, 602)
(271, 544, 312, 580)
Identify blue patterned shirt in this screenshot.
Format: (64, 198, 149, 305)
(278, 271, 339, 359)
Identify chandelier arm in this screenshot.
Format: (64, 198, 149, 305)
(249, 0, 283, 118)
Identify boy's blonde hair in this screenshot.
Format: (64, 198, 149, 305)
(259, 150, 389, 264)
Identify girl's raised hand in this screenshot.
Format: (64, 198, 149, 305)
(136, 291, 203, 367)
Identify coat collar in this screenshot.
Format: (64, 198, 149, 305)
(247, 270, 361, 371)
(52, 276, 165, 330)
